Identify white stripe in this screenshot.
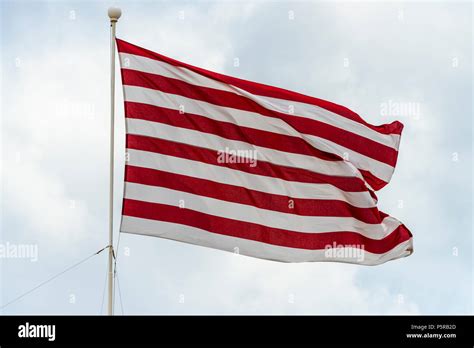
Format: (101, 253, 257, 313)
(120, 52, 401, 150)
(127, 148, 377, 209)
(126, 117, 360, 178)
(120, 216, 413, 265)
(123, 85, 394, 182)
(124, 182, 400, 239)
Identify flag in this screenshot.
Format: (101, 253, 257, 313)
(117, 39, 413, 265)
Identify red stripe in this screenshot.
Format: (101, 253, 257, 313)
(359, 169, 388, 191)
(126, 134, 370, 193)
(122, 68, 399, 167)
(125, 165, 382, 224)
(117, 38, 403, 136)
(122, 198, 412, 254)
(125, 101, 341, 162)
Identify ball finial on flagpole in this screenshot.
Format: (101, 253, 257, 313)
(108, 7, 122, 22)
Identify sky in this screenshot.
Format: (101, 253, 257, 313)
(0, 0, 472, 315)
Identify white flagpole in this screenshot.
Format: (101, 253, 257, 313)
(107, 7, 121, 316)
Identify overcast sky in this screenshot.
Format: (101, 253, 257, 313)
(0, 0, 472, 314)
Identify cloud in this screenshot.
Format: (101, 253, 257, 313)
(114, 235, 419, 314)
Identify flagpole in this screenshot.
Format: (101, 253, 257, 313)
(107, 7, 121, 316)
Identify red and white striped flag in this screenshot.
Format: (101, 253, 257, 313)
(117, 39, 413, 265)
